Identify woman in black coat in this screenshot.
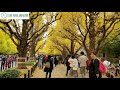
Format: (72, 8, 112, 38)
(44, 55, 53, 78)
(65, 55, 71, 76)
(89, 52, 102, 78)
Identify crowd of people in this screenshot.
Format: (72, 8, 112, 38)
(1, 52, 119, 78)
(64, 51, 120, 78)
(35, 54, 62, 78)
(35, 52, 120, 78)
(0, 55, 17, 71)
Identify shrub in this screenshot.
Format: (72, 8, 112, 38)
(25, 61, 34, 66)
(0, 69, 21, 78)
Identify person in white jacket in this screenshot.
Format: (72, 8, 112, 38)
(68, 55, 78, 78)
(103, 59, 110, 72)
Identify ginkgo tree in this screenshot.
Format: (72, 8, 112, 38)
(0, 12, 61, 57)
(43, 20, 81, 59)
(60, 12, 120, 59)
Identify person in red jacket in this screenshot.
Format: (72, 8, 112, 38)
(7, 55, 12, 68)
(44, 55, 48, 63)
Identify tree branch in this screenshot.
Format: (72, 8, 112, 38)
(100, 32, 120, 49)
(35, 42, 45, 53)
(51, 38, 71, 54)
(10, 36, 18, 46)
(27, 26, 48, 44)
(12, 20, 21, 39)
(51, 45, 63, 54)
(63, 28, 82, 42)
(0, 27, 10, 36)
(28, 13, 62, 41)
(74, 46, 81, 55)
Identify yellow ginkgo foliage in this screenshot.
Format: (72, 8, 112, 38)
(0, 30, 17, 54)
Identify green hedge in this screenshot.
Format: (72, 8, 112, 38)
(0, 69, 21, 78)
(25, 61, 34, 66)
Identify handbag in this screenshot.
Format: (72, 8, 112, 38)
(44, 62, 50, 68)
(73, 67, 78, 70)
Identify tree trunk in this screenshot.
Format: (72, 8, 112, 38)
(105, 50, 109, 60)
(30, 40, 36, 58)
(71, 39, 74, 56)
(17, 20, 28, 69)
(17, 43, 28, 69)
(17, 45, 27, 57)
(29, 27, 37, 58)
(89, 13, 96, 53)
(17, 20, 28, 57)
(86, 51, 91, 60)
(62, 49, 69, 62)
(85, 12, 98, 60)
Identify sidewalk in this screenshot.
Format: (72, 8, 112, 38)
(32, 64, 66, 78)
(32, 64, 89, 78)
(32, 64, 120, 78)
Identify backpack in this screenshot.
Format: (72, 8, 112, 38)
(99, 61, 106, 74)
(45, 62, 50, 68)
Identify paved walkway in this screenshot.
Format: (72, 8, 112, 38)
(32, 64, 120, 78)
(32, 64, 89, 78)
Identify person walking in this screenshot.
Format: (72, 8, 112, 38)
(68, 55, 79, 78)
(54, 56, 58, 67)
(38, 54, 41, 69)
(39, 54, 44, 69)
(78, 52, 88, 78)
(44, 55, 53, 78)
(89, 51, 101, 78)
(65, 55, 71, 77)
(44, 55, 48, 63)
(41, 55, 45, 69)
(50, 55, 55, 70)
